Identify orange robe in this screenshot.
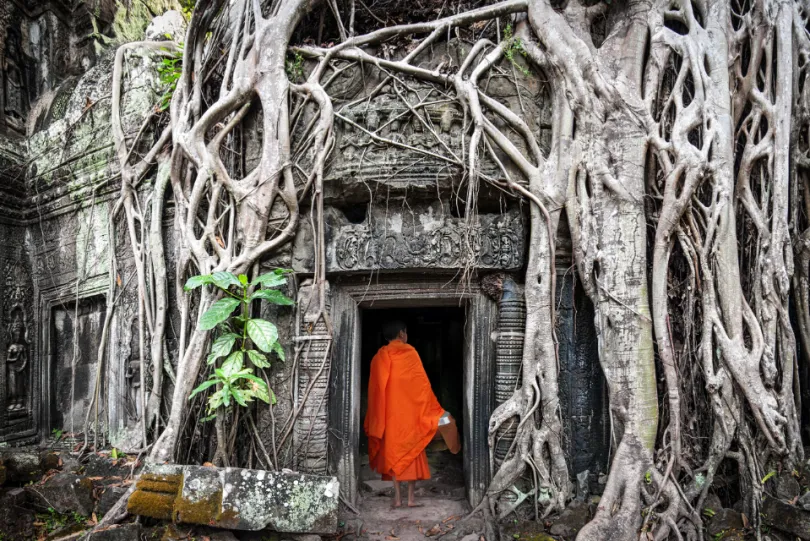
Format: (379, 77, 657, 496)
(364, 340, 444, 481)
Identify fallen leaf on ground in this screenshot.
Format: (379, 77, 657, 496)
(425, 524, 442, 537)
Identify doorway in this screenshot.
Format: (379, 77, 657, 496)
(359, 307, 465, 498)
(326, 279, 497, 507)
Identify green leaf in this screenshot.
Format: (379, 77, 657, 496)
(184, 274, 213, 290)
(221, 351, 244, 376)
(238, 274, 249, 286)
(250, 270, 290, 288)
(251, 289, 295, 305)
(199, 298, 240, 330)
(761, 471, 776, 484)
(247, 376, 271, 404)
(200, 413, 217, 423)
(212, 271, 242, 291)
(190, 378, 218, 399)
(208, 333, 239, 364)
(230, 387, 249, 407)
(247, 349, 271, 368)
(210, 388, 225, 409)
(272, 341, 286, 362)
(246, 319, 279, 353)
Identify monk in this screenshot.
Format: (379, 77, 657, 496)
(364, 320, 445, 508)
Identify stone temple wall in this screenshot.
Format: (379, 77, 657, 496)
(0, 9, 607, 499)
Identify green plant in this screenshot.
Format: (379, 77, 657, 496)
(179, 0, 196, 17)
(761, 470, 776, 484)
(37, 507, 86, 533)
(644, 470, 652, 484)
(186, 269, 293, 416)
(156, 44, 184, 111)
(51, 428, 63, 441)
(502, 24, 531, 77)
(286, 51, 304, 81)
(111, 447, 120, 460)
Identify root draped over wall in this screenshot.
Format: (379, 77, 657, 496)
(100, 0, 810, 538)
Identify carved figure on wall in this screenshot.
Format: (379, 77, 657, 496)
(6, 308, 28, 412)
(3, 27, 27, 129)
(407, 115, 426, 150)
(125, 319, 143, 421)
(339, 113, 359, 162)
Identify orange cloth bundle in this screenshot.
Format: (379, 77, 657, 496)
(364, 340, 445, 480)
(437, 413, 461, 454)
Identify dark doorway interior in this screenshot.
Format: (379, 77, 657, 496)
(359, 306, 466, 497)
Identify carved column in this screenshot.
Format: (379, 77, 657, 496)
(294, 281, 332, 474)
(493, 278, 524, 465)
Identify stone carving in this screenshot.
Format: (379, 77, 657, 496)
(124, 319, 142, 422)
(3, 28, 26, 131)
(6, 308, 28, 413)
(294, 282, 331, 474)
(330, 211, 524, 272)
(493, 277, 524, 464)
(3, 260, 32, 420)
(327, 84, 491, 187)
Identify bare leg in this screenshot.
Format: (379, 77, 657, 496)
(393, 479, 402, 508)
(407, 481, 423, 507)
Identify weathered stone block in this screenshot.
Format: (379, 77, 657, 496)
(0, 503, 35, 540)
(761, 495, 810, 540)
(0, 450, 59, 484)
(706, 508, 744, 537)
(128, 464, 339, 533)
(97, 486, 128, 518)
(27, 472, 94, 516)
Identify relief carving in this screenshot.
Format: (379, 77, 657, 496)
(327, 84, 484, 187)
(6, 308, 28, 413)
(3, 27, 27, 131)
(3, 259, 33, 422)
(331, 212, 524, 272)
(124, 318, 143, 421)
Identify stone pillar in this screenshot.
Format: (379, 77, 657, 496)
(493, 278, 524, 465)
(294, 281, 332, 474)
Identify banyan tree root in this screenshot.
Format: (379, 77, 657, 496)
(97, 0, 809, 538)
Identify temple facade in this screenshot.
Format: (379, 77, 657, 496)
(0, 2, 609, 508)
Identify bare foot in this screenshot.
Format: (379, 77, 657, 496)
(407, 502, 424, 508)
(391, 501, 402, 509)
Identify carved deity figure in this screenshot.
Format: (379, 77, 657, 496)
(340, 114, 359, 162)
(3, 30, 27, 127)
(6, 310, 28, 412)
(124, 320, 143, 421)
(407, 115, 426, 150)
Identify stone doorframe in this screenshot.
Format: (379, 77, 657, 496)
(38, 278, 110, 441)
(328, 277, 497, 507)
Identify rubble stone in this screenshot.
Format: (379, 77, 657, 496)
(706, 508, 744, 537)
(129, 464, 339, 533)
(27, 472, 94, 516)
(761, 495, 810, 540)
(548, 500, 589, 537)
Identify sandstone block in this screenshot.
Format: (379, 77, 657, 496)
(128, 464, 339, 533)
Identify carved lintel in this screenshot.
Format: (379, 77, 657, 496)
(322, 210, 524, 273)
